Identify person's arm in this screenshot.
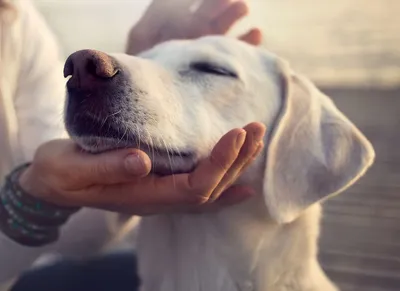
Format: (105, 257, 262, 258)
(13, 1, 67, 163)
(0, 164, 117, 284)
(0, 2, 119, 284)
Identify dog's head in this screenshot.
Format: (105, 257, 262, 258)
(64, 36, 374, 223)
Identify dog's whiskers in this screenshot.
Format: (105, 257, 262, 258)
(137, 125, 142, 152)
(117, 126, 128, 146)
(144, 128, 156, 172)
(100, 109, 122, 130)
(160, 133, 176, 188)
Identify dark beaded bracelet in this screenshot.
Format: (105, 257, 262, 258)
(0, 163, 80, 247)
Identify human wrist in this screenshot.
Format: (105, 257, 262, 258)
(18, 164, 50, 202)
(0, 163, 80, 247)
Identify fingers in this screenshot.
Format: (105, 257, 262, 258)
(208, 123, 266, 201)
(187, 185, 256, 213)
(187, 128, 247, 196)
(69, 148, 152, 188)
(211, 1, 249, 34)
(241, 141, 264, 172)
(153, 122, 265, 204)
(145, 128, 246, 207)
(239, 28, 263, 46)
(195, 0, 233, 20)
(208, 184, 255, 208)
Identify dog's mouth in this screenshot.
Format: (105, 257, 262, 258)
(63, 49, 199, 176)
(68, 114, 198, 176)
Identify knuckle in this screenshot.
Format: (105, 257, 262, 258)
(32, 157, 61, 185)
(239, 144, 254, 158)
(92, 160, 112, 177)
(61, 172, 80, 188)
(209, 154, 230, 173)
(33, 148, 53, 170)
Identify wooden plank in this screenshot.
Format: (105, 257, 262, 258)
(319, 87, 400, 290)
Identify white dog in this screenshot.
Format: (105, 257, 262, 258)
(63, 36, 375, 291)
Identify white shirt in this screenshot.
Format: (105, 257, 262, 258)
(0, 1, 117, 286)
(0, 0, 67, 179)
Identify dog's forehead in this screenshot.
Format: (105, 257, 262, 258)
(140, 36, 260, 68)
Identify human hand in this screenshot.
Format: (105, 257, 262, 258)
(19, 122, 265, 215)
(126, 0, 262, 55)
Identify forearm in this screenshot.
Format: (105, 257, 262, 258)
(0, 163, 79, 247)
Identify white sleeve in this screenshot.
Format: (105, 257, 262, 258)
(0, 2, 114, 284)
(13, 0, 68, 162)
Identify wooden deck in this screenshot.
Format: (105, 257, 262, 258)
(319, 87, 400, 291)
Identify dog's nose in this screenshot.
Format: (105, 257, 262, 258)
(64, 49, 119, 89)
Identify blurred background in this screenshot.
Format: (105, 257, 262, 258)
(34, 1, 400, 290)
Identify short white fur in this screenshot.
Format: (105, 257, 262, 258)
(88, 37, 375, 291)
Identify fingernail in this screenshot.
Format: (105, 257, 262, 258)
(124, 154, 146, 175)
(236, 130, 247, 149)
(253, 126, 267, 143)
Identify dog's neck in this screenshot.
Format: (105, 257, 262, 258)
(135, 162, 336, 291)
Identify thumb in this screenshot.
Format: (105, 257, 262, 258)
(76, 149, 152, 185)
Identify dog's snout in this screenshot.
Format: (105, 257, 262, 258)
(64, 49, 119, 90)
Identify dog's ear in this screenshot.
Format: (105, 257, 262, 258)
(263, 60, 375, 224)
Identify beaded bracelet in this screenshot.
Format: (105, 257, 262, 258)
(0, 163, 80, 247)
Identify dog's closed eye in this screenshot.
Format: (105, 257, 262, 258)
(190, 62, 238, 78)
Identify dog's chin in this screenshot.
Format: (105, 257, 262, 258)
(73, 136, 198, 176)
